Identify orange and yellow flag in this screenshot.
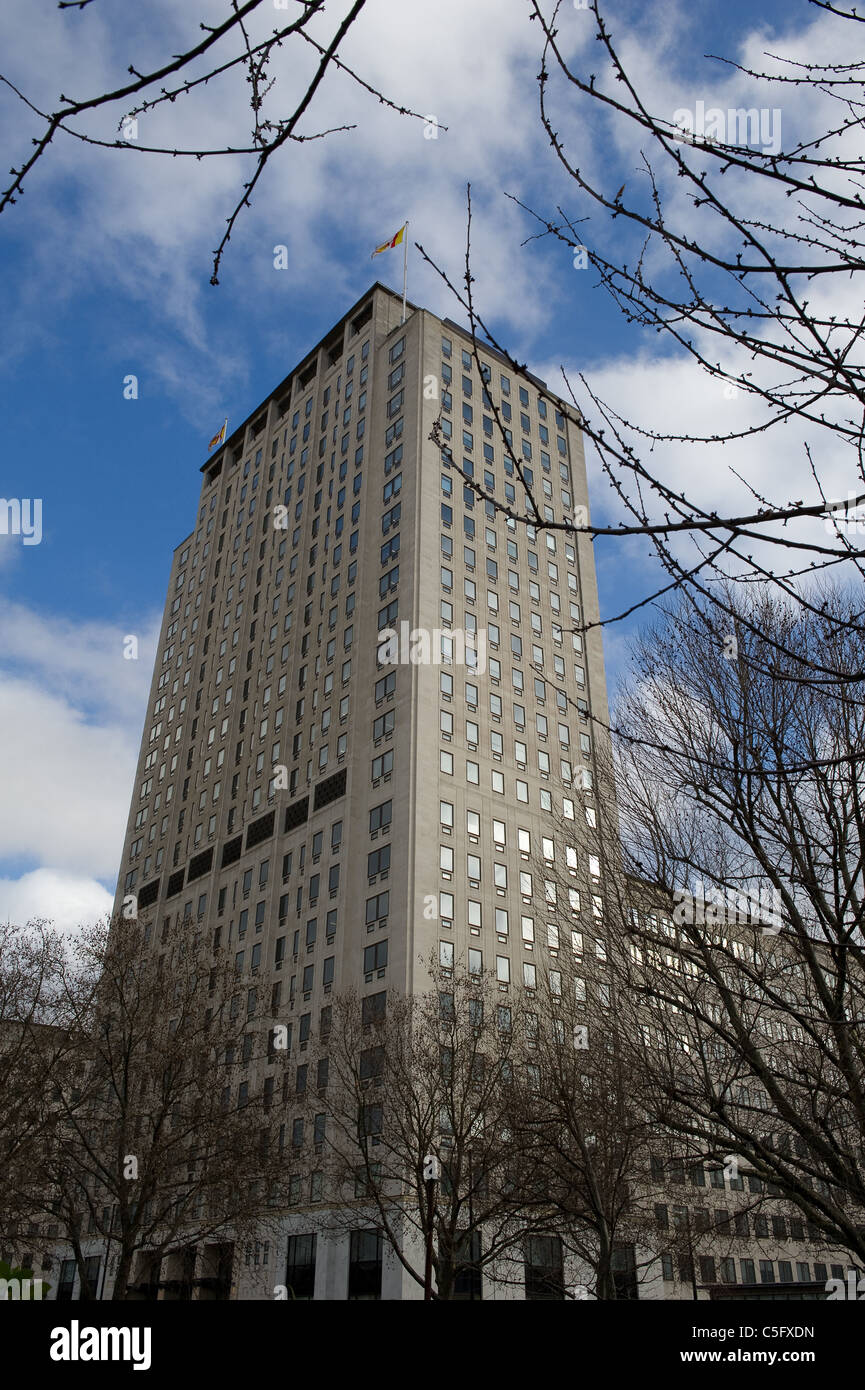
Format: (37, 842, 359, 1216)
(371, 224, 406, 259)
(208, 419, 227, 451)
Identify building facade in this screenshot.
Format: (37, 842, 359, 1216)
(109, 281, 611, 1298)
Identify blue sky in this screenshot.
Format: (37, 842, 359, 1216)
(0, 0, 842, 928)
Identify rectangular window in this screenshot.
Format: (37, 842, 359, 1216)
(284, 1233, 317, 1299)
(369, 799, 392, 832)
(524, 1236, 564, 1300)
(348, 1230, 383, 1300)
(363, 940, 388, 974)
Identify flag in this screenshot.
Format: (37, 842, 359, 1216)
(208, 419, 227, 451)
(371, 224, 406, 259)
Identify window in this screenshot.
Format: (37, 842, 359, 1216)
(365, 892, 389, 926)
(348, 1230, 383, 1300)
(362, 991, 386, 1025)
(363, 940, 388, 975)
(452, 1231, 482, 1301)
(360, 1045, 384, 1080)
(286, 1234, 317, 1300)
(375, 672, 396, 702)
(57, 1259, 76, 1301)
(369, 799, 392, 833)
(371, 750, 393, 780)
(524, 1236, 564, 1300)
(367, 845, 390, 877)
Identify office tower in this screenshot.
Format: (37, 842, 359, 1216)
(113, 281, 612, 1298)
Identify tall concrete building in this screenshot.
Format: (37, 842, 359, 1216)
(112, 281, 615, 1298)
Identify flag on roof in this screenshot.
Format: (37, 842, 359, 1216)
(371, 224, 406, 258)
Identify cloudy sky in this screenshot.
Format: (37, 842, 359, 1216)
(0, 0, 854, 931)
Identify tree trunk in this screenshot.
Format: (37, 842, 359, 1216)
(69, 1226, 95, 1300)
(111, 1245, 135, 1301)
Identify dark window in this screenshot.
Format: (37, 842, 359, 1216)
(524, 1236, 564, 1300)
(360, 1046, 384, 1080)
(453, 1231, 482, 1301)
(366, 892, 389, 925)
(363, 940, 388, 974)
(285, 1234, 317, 1300)
(720, 1257, 737, 1285)
(612, 1244, 638, 1300)
(57, 1258, 76, 1301)
(367, 845, 390, 877)
(359, 1103, 383, 1140)
(369, 800, 392, 833)
(362, 991, 386, 1025)
(348, 1230, 382, 1300)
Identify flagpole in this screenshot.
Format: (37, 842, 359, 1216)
(401, 221, 408, 325)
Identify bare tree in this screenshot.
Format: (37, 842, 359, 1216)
(505, 938, 663, 1299)
(610, 584, 865, 1264)
(7, 913, 290, 1300)
(302, 969, 542, 1300)
(0, 921, 72, 1256)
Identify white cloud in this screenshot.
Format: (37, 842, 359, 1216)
(0, 602, 160, 720)
(0, 606, 157, 884)
(0, 867, 112, 935)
